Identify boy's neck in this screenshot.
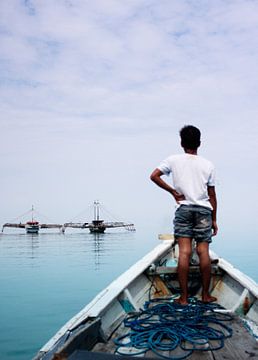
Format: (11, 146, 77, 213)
(184, 148, 198, 155)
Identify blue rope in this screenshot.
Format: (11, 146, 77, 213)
(114, 297, 233, 359)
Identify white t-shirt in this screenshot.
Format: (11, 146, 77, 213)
(158, 153, 215, 209)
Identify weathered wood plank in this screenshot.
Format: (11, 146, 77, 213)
(189, 350, 214, 359)
(152, 276, 171, 297)
(213, 316, 258, 359)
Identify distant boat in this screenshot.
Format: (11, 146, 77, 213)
(2, 206, 63, 234)
(64, 201, 135, 233)
(33, 236, 258, 360)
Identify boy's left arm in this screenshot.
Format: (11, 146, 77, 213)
(208, 186, 218, 236)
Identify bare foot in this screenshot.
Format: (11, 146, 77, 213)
(174, 297, 188, 306)
(202, 295, 217, 303)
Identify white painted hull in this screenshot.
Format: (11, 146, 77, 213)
(26, 226, 39, 234)
(25, 221, 40, 234)
(33, 240, 258, 360)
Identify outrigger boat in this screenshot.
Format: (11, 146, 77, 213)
(33, 236, 258, 360)
(64, 201, 135, 234)
(2, 206, 63, 234)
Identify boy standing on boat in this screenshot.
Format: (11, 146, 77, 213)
(150, 125, 218, 305)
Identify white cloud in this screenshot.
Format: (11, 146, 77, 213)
(0, 0, 258, 235)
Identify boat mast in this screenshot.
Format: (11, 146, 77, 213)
(31, 205, 34, 222)
(94, 200, 100, 221)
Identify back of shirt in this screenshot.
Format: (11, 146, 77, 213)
(158, 153, 215, 209)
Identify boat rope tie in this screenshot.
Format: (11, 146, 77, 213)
(114, 297, 233, 360)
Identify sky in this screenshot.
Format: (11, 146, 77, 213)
(1, 0, 258, 241)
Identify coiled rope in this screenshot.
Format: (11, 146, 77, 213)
(114, 297, 233, 359)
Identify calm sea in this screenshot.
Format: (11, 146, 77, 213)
(0, 226, 257, 360)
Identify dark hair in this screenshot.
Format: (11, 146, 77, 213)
(180, 125, 201, 150)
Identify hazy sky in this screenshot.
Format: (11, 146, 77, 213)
(1, 1, 258, 239)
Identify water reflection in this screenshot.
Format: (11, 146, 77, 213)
(26, 234, 40, 259)
(91, 233, 105, 267)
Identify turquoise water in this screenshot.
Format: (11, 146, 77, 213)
(0, 227, 257, 360)
(0, 228, 157, 360)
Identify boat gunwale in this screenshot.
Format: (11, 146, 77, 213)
(210, 250, 258, 298)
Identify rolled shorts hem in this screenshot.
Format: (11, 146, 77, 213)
(174, 234, 212, 244)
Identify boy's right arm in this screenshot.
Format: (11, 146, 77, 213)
(150, 168, 185, 203)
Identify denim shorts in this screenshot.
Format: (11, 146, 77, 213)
(174, 205, 212, 243)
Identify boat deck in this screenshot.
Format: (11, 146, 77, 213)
(87, 313, 258, 360)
